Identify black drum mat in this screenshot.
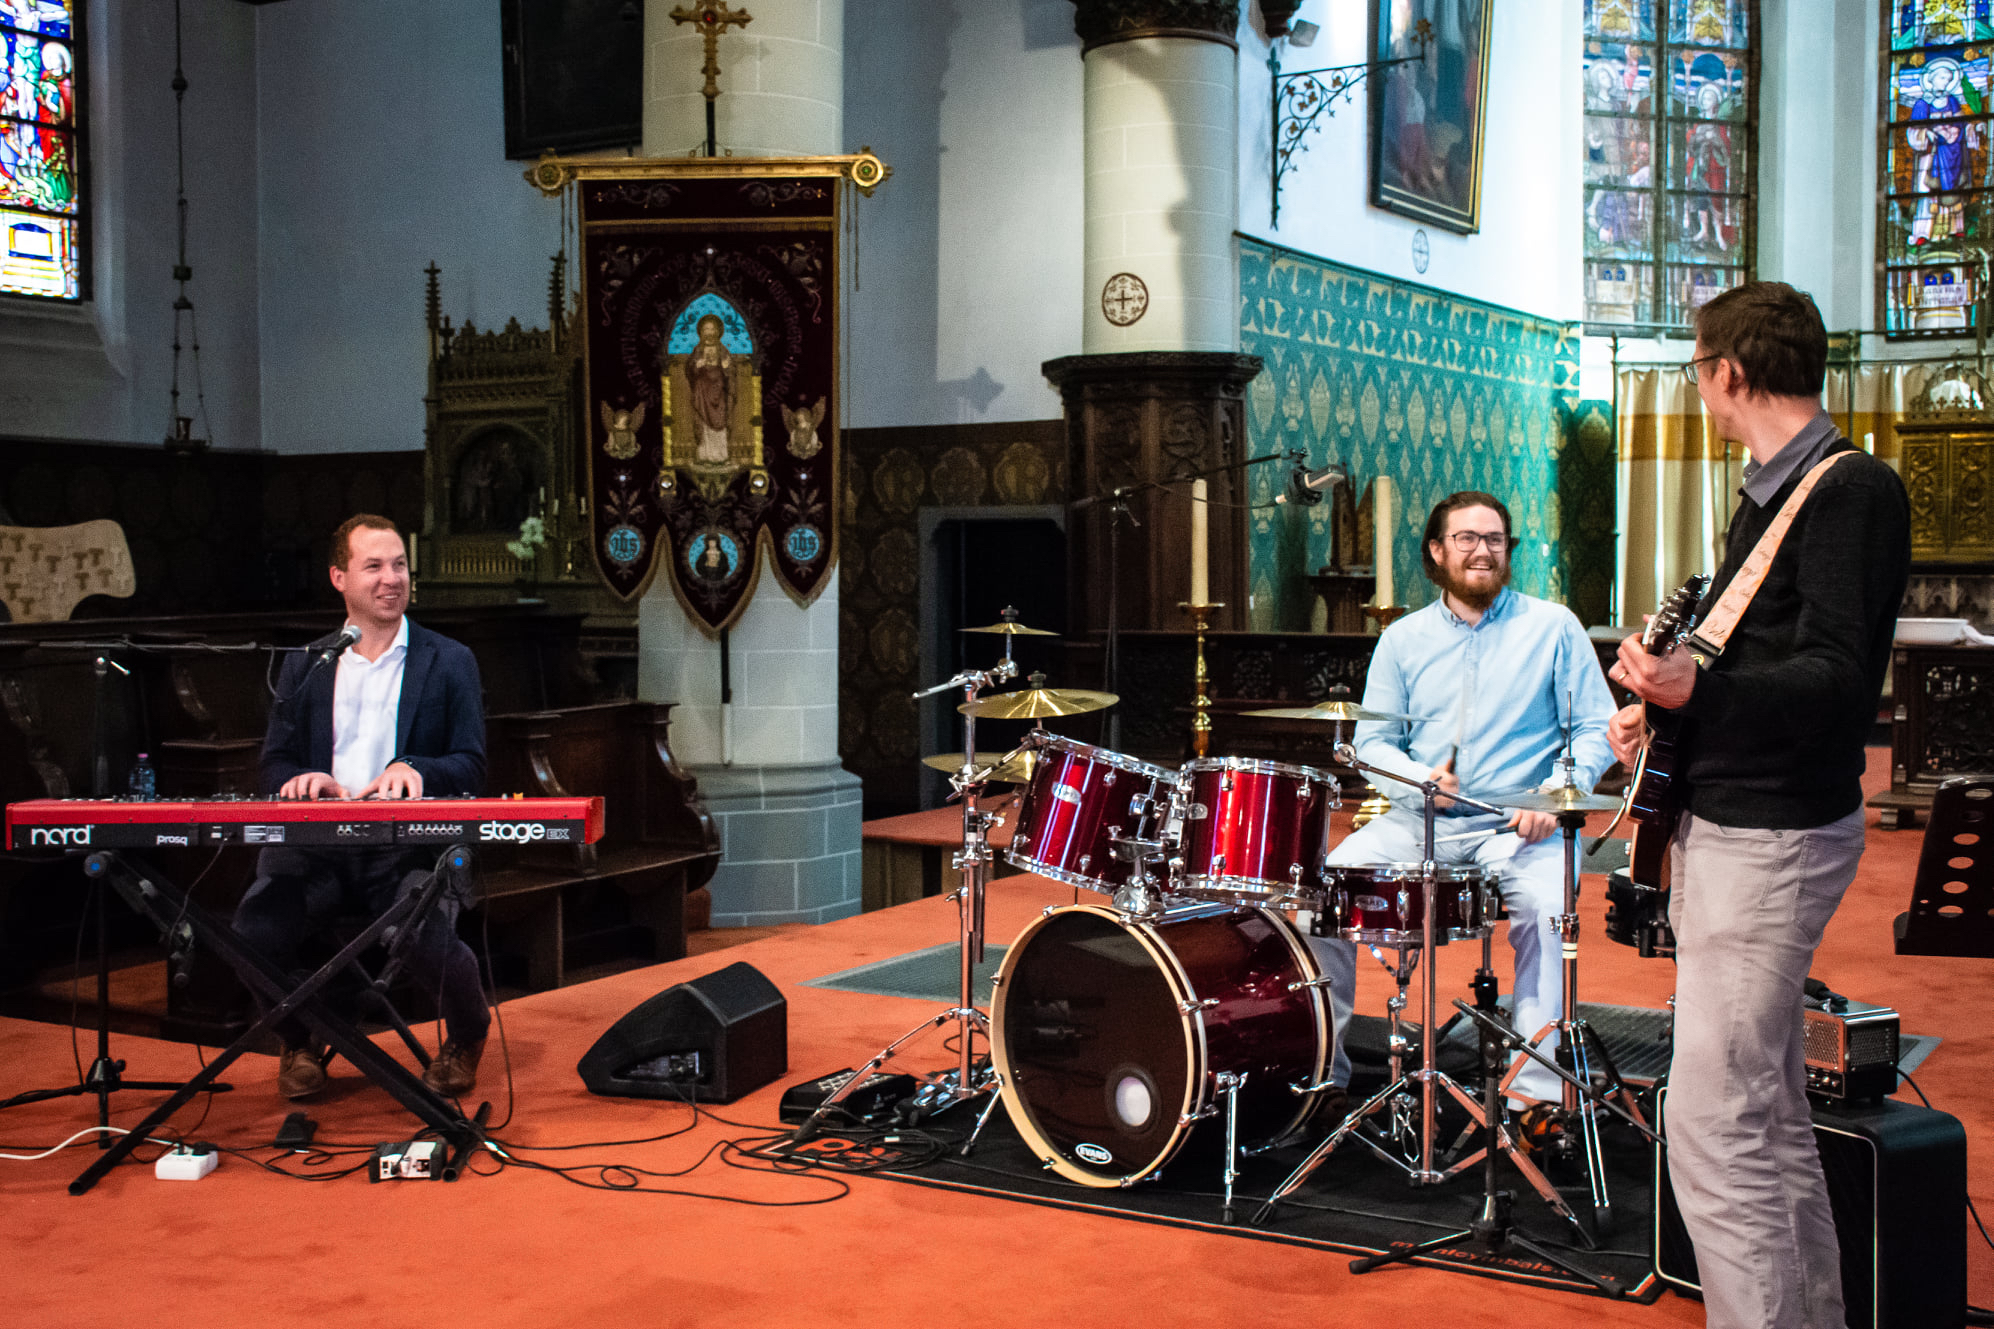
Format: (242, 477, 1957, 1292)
(773, 1072, 1665, 1303)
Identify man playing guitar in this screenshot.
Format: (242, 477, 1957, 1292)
(1609, 282, 1909, 1329)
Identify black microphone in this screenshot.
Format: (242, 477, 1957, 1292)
(1275, 461, 1347, 506)
(308, 624, 362, 666)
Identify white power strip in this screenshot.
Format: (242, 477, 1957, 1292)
(155, 1147, 218, 1181)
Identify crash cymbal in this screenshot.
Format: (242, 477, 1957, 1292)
(1496, 786, 1624, 813)
(961, 605, 1056, 636)
(1244, 700, 1432, 723)
(921, 750, 1037, 784)
(959, 687, 1118, 719)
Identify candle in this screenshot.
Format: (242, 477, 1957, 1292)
(1376, 477, 1395, 606)
(1190, 479, 1210, 606)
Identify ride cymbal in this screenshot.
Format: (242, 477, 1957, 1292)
(959, 688, 1118, 719)
(961, 605, 1056, 636)
(921, 750, 1037, 784)
(1244, 701, 1431, 723)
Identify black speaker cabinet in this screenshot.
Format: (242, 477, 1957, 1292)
(578, 962, 787, 1104)
(1653, 1088, 1967, 1329)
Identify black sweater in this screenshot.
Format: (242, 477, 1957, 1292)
(1673, 439, 1910, 829)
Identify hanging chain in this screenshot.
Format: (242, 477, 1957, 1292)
(165, 0, 211, 450)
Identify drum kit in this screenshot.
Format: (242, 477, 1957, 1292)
(794, 608, 1660, 1253)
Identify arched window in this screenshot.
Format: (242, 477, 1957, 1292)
(0, 1, 80, 301)
(1879, 1, 1994, 337)
(1582, 0, 1756, 334)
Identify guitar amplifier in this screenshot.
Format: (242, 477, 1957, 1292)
(1803, 999, 1899, 1103)
(1653, 1089, 1967, 1329)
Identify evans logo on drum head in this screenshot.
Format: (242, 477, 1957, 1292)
(1074, 1142, 1113, 1166)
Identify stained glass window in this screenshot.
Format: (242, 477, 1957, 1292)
(0, 0, 78, 301)
(1880, 1, 1994, 337)
(1583, 0, 1756, 334)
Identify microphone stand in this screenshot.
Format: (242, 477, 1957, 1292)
(1071, 448, 1297, 749)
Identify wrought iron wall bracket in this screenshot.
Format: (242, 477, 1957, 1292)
(1269, 22, 1429, 227)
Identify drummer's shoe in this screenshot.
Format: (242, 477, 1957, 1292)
(1515, 1102, 1568, 1157)
(1315, 1085, 1350, 1131)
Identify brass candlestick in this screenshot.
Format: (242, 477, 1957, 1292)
(1178, 601, 1223, 758)
(1363, 603, 1408, 631)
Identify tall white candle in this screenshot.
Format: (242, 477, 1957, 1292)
(1376, 477, 1395, 606)
(1190, 479, 1210, 606)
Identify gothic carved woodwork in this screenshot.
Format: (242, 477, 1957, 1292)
(1898, 420, 1994, 562)
(1069, 0, 1241, 51)
(1044, 351, 1262, 638)
(1892, 644, 1994, 799)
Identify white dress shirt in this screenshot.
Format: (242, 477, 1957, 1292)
(331, 617, 408, 794)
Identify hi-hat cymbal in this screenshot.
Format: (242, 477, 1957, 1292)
(1245, 700, 1432, 723)
(921, 750, 1037, 784)
(1496, 786, 1624, 813)
(961, 619, 1057, 636)
(960, 687, 1118, 719)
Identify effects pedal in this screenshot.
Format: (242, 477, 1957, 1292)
(778, 1068, 918, 1128)
(371, 1139, 442, 1182)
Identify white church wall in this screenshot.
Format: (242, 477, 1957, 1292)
(0, 0, 261, 449)
(253, 0, 563, 455)
(842, 0, 1083, 428)
(1237, 0, 1583, 324)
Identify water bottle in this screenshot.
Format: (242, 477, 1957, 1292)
(128, 753, 156, 802)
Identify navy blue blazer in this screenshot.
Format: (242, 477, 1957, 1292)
(259, 619, 486, 798)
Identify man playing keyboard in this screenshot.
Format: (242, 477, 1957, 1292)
(233, 514, 490, 1100)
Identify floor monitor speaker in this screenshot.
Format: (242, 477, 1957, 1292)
(578, 961, 787, 1104)
(1653, 1088, 1966, 1329)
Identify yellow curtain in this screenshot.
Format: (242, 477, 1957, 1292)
(1615, 361, 1926, 624)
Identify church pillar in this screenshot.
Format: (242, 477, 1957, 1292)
(1055, 3, 1259, 641)
(637, 0, 860, 927)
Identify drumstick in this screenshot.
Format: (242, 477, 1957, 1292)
(1433, 824, 1519, 845)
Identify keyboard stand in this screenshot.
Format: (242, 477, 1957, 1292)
(64, 846, 489, 1196)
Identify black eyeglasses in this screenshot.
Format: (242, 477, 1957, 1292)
(1682, 353, 1723, 383)
(1445, 531, 1513, 552)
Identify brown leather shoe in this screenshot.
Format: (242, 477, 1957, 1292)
(423, 1037, 485, 1097)
(278, 1046, 327, 1100)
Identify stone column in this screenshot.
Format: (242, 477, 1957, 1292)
(1057, 3, 1259, 645)
(1078, 1, 1241, 354)
(638, 0, 860, 927)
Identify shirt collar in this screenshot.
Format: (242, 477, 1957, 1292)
(343, 616, 410, 664)
(1435, 584, 1515, 628)
(1741, 410, 1839, 507)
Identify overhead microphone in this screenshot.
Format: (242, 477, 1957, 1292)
(1274, 459, 1347, 506)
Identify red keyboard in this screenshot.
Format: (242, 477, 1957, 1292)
(5, 796, 605, 851)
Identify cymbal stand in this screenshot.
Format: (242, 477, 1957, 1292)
(789, 652, 1018, 1147)
(1255, 744, 1509, 1224)
(1492, 755, 1652, 1228)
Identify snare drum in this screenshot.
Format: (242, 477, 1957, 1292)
(1604, 867, 1675, 958)
(1006, 734, 1177, 894)
(1318, 863, 1497, 945)
(1172, 757, 1337, 906)
(991, 902, 1329, 1188)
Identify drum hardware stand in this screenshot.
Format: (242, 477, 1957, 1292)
(1346, 990, 1621, 1292)
(1490, 755, 1652, 1230)
(1254, 744, 1512, 1226)
(1218, 1069, 1247, 1224)
(791, 655, 1019, 1147)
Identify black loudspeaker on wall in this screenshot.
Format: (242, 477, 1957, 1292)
(1653, 1088, 1967, 1329)
(577, 962, 787, 1104)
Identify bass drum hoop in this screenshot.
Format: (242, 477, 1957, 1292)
(990, 902, 1328, 1188)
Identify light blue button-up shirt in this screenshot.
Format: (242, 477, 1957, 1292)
(1352, 586, 1616, 814)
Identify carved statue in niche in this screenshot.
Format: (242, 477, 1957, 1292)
(452, 426, 542, 533)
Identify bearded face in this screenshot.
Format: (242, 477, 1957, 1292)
(1427, 504, 1512, 612)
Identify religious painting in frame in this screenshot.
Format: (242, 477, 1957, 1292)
(527, 152, 887, 635)
(1370, 0, 1495, 233)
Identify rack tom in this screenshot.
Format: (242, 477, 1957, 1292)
(1171, 757, 1337, 907)
(1005, 734, 1177, 895)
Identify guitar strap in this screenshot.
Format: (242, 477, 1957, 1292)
(1684, 449, 1855, 665)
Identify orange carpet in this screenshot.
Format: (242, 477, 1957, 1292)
(0, 749, 1987, 1328)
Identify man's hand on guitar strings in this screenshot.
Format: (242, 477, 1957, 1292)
(1613, 633, 1698, 710)
(1607, 703, 1646, 769)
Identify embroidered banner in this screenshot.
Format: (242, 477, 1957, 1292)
(531, 153, 886, 633)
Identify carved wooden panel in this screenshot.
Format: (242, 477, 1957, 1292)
(1897, 421, 1994, 562)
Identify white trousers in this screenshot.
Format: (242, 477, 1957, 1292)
(1664, 808, 1864, 1329)
(1304, 810, 1572, 1102)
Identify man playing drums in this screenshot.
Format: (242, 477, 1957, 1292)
(1308, 491, 1617, 1112)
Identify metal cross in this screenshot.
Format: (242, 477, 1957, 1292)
(670, 2, 753, 103)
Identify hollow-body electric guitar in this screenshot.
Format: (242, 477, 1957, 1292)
(1622, 574, 1709, 888)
